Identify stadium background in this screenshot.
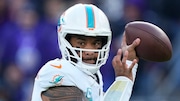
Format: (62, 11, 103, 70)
(0, 0, 180, 101)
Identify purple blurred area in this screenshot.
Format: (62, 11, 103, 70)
(0, 0, 180, 101)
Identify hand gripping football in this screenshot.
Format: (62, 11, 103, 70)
(125, 21, 172, 62)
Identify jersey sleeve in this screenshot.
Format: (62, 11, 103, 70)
(35, 60, 65, 89)
(31, 59, 66, 101)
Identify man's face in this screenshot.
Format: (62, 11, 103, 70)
(69, 35, 103, 64)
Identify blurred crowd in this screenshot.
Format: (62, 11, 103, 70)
(0, 0, 180, 101)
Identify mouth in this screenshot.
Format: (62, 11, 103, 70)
(82, 58, 96, 64)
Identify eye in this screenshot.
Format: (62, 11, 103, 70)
(76, 41, 86, 48)
(94, 41, 102, 48)
(79, 42, 85, 46)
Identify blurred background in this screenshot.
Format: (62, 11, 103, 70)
(0, 0, 180, 101)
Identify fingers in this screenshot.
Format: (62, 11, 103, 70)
(113, 49, 129, 65)
(122, 50, 128, 65)
(121, 33, 140, 54)
(121, 33, 127, 46)
(122, 50, 137, 70)
(112, 49, 137, 81)
(120, 33, 128, 56)
(130, 38, 141, 49)
(112, 49, 122, 66)
(121, 32, 141, 49)
(117, 48, 122, 55)
(112, 49, 129, 69)
(129, 59, 138, 71)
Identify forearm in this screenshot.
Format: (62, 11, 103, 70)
(103, 77, 133, 101)
(41, 86, 87, 101)
(104, 60, 138, 101)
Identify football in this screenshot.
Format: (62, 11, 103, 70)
(125, 21, 172, 62)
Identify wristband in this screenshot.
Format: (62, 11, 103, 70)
(104, 76, 133, 101)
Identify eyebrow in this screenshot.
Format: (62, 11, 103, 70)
(78, 37, 102, 42)
(76, 36, 86, 40)
(71, 34, 103, 41)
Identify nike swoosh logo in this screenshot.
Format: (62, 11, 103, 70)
(50, 64, 62, 69)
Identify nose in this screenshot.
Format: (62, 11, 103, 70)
(83, 43, 96, 56)
(83, 50, 94, 56)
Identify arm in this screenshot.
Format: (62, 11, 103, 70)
(104, 35, 140, 101)
(103, 50, 138, 101)
(113, 33, 140, 82)
(41, 86, 87, 101)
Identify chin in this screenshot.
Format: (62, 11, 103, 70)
(83, 60, 96, 64)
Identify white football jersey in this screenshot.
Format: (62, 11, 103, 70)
(31, 58, 138, 101)
(31, 58, 104, 101)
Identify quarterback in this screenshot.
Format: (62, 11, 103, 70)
(31, 3, 140, 101)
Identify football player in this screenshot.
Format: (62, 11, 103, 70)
(31, 3, 140, 101)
